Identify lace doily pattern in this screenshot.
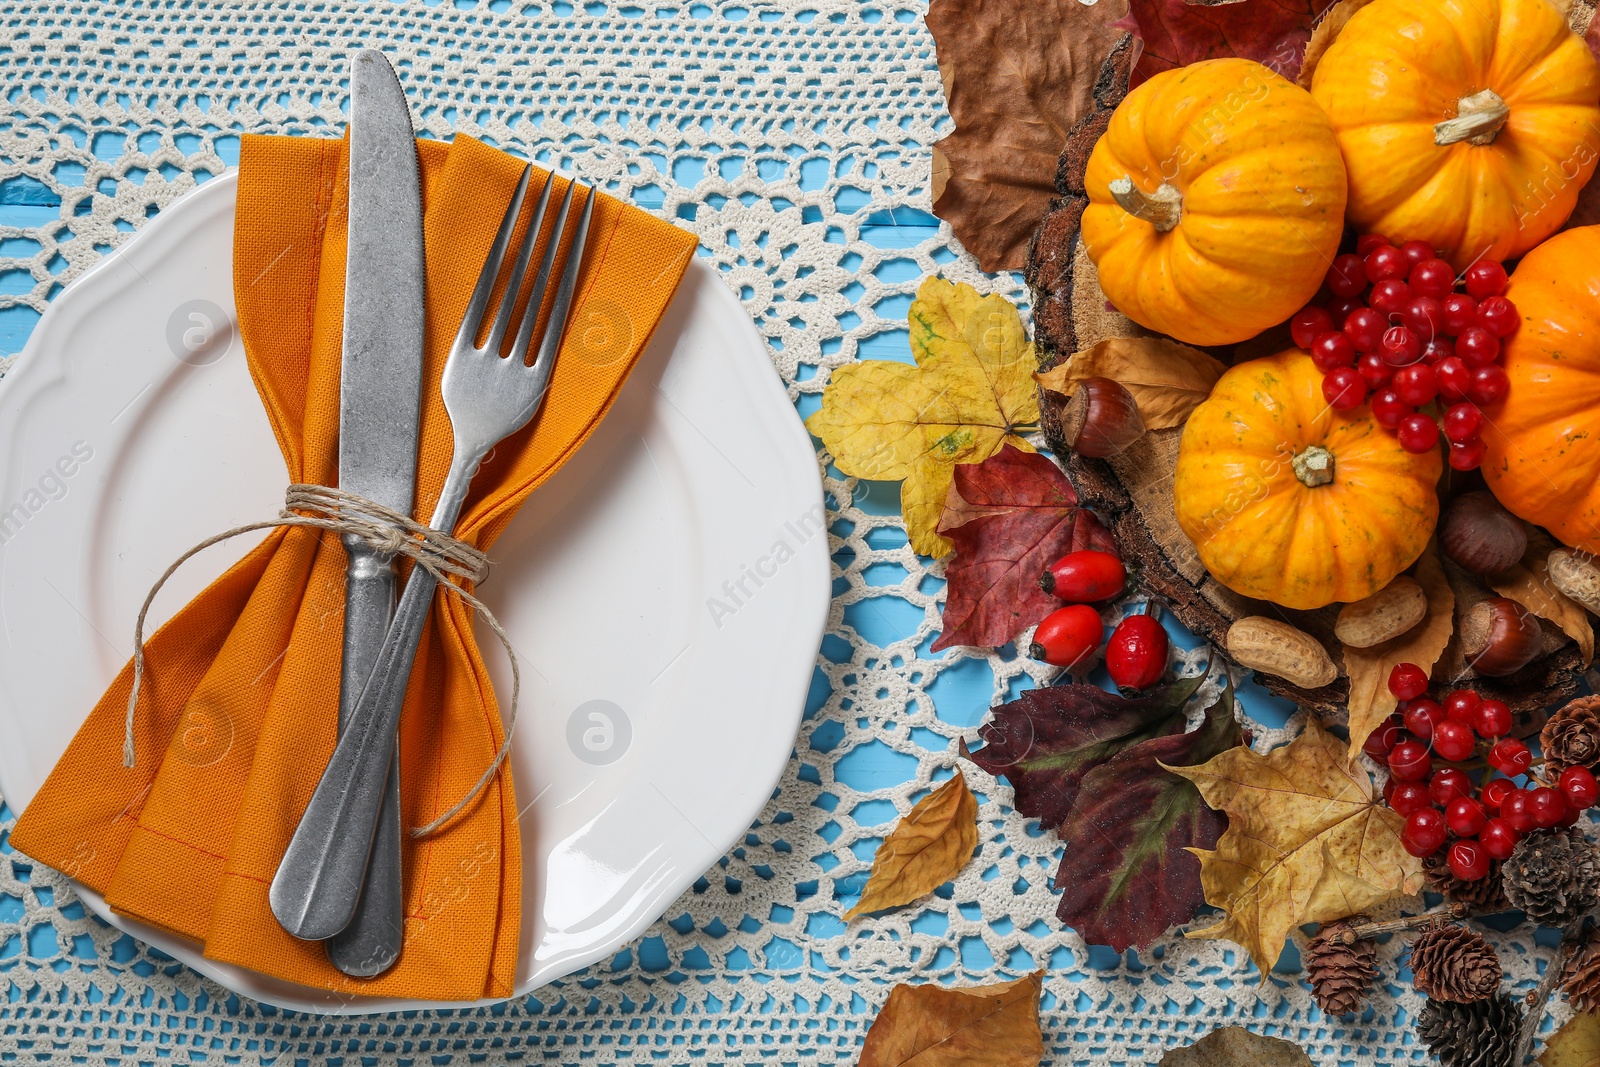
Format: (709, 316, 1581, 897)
(0, 1, 1572, 1063)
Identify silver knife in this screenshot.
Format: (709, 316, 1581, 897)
(307, 49, 424, 974)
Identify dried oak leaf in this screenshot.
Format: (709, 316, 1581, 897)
(1034, 336, 1227, 430)
(1120, 0, 1333, 86)
(1054, 677, 1243, 950)
(933, 445, 1117, 651)
(927, 0, 1129, 272)
(1540, 1011, 1600, 1067)
(806, 277, 1038, 557)
(1342, 546, 1455, 765)
(1489, 524, 1595, 665)
(847, 770, 980, 920)
(963, 672, 1208, 831)
(858, 971, 1045, 1067)
(1160, 1026, 1314, 1067)
(1172, 719, 1426, 976)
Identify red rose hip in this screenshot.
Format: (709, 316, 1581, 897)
(1481, 777, 1515, 813)
(1410, 258, 1456, 300)
(1041, 549, 1126, 602)
(1105, 609, 1168, 693)
(1323, 367, 1365, 409)
(1029, 605, 1102, 668)
(1441, 293, 1478, 335)
(1502, 789, 1536, 833)
(1362, 717, 1404, 759)
(1311, 330, 1357, 371)
(1529, 786, 1569, 829)
(1371, 388, 1409, 428)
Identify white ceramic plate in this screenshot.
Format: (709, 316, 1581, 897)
(0, 171, 828, 1014)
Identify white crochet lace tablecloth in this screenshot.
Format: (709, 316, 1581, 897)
(0, 1, 1574, 1063)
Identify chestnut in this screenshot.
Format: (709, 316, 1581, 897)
(1060, 377, 1145, 458)
(1460, 596, 1543, 677)
(1439, 491, 1526, 576)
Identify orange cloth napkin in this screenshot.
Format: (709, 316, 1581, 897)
(11, 132, 696, 999)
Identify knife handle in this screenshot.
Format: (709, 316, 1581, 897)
(326, 547, 407, 975)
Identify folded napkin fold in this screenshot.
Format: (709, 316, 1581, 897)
(11, 132, 696, 999)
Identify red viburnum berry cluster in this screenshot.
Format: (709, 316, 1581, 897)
(1364, 662, 1599, 881)
(1290, 235, 1516, 471)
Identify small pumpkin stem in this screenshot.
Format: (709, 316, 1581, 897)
(1108, 176, 1183, 233)
(1435, 89, 1510, 147)
(1292, 445, 1335, 488)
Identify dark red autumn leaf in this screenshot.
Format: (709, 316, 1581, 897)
(1054, 679, 1241, 950)
(961, 673, 1206, 831)
(1119, 0, 1334, 86)
(933, 445, 1117, 652)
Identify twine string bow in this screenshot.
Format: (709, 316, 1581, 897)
(122, 483, 519, 839)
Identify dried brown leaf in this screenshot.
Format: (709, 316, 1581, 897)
(1161, 1026, 1314, 1067)
(926, 0, 1128, 271)
(1489, 524, 1596, 665)
(846, 771, 979, 920)
(1297, 0, 1377, 87)
(1541, 1011, 1600, 1067)
(858, 971, 1045, 1067)
(1034, 336, 1227, 430)
(1343, 547, 1455, 765)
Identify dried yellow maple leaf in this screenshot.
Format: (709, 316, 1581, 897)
(1034, 336, 1227, 430)
(1540, 1010, 1600, 1067)
(806, 277, 1038, 556)
(1171, 719, 1425, 977)
(847, 770, 979, 920)
(1343, 546, 1455, 764)
(1490, 524, 1595, 665)
(858, 971, 1044, 1067)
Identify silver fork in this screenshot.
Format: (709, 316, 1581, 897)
(269, 164, 597, 944)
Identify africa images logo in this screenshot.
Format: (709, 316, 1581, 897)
(705, 502, 826, 629)
(0, 440, 95, 546)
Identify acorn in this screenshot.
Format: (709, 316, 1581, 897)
(1460, 596, 1543, 677)
(1439, 491, 1526, 576)
(1060, 377, 1145, 458)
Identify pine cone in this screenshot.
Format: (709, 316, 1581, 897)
(1305, 918, 1379, 1017)
(1562, 933, 1600, 1014)
(1417, 994, 1523, 1067)
(1542, 694, 1600, 777)
(1409, 923, 1502, 1002)
(1503, 827, 1600, 925)
(1424, 850, 1511, 912)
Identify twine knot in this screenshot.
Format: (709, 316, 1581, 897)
(121, 483, 519, 839)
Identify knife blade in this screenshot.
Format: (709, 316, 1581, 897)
(280, 48, 423, 971)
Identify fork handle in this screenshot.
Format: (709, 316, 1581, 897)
(269, 453, 479, 941)
(269, 559, 442, 940)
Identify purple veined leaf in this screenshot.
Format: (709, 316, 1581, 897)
(960, 671, 1208, 831)
(1053, 678, 1242, 951)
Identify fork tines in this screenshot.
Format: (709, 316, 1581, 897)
(458, 163, 598, 369)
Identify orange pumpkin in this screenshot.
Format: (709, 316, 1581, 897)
(1081, 58, 1347, 347)
(1311, 0, 1600, 269)
(1481, 226, 1600, 553)
(1174, 350, 1442, 610)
